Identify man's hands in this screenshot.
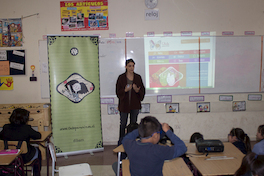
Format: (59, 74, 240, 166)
(162, 123, 170, 133)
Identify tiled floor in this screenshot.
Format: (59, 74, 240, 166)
(55, 145, 118, 166)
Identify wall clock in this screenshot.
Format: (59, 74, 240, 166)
(145, 0, 158, 9)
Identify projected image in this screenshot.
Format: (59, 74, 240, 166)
(150, 65, 183, 87)
(144, 37, 215, 90)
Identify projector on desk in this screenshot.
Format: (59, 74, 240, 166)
(195, 139, 224, 153)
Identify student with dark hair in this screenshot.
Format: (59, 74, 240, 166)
(190, 132, 204, 143)
(228, 128, 251, 154)
(0, 108, 42, 176)
(235, 152, 264, 176)
(116, 58, 145, 145)
(122, 116, 187, 176)
(252, 125, 264, 155)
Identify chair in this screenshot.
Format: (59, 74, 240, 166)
(4, 141, 41, 176)
(122, 159, 131, 176)
(48, 142, 93, 176)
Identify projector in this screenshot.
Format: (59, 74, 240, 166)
(195, 139, 224, 153)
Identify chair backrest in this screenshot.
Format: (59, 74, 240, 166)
(4, 141, 28, 153)
(122, 159, 131, 176)
(48, 142, 57, 162)
(48, 142, 57, 176)
(0, 140, 4, 150)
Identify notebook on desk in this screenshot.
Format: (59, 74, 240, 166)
(0, 149, 20, 155)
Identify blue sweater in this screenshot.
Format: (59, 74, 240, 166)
(122, 129, 187, 176)
(252, 139, 264, 155)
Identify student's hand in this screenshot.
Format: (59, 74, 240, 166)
(125, 84, 132, 92)
(162, 123, 170, 133)
(133, 84, 140, 93)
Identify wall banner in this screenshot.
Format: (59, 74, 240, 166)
(60, 0, 108, 31)
(47, 35, 103, 155)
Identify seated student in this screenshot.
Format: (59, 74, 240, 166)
(228, 128, 251, 154)
(122, 116, 187, 176)
(190, 132, 204, 143)
(234, 152, 264, 176)
(252, 124, 264, 155)
(0, 108, 42, 176)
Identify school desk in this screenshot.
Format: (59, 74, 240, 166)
(122, 158, 193, 176)
(113, 144, 193, 176)
(186, 142, 245, 176)
(30, 131, 52, 176)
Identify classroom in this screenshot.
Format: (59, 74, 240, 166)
(1, 0, 264, 175)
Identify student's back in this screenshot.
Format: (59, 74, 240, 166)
(235, 152, 264, 176)
(122, 116, 187, 176)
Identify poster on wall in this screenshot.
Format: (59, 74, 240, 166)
(60, 0, 108, 31)
(0, 18, 23, 47)
(48, 35, 103, 155)
(0, 77, 13, 90)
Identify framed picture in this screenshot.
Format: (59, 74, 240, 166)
(140, 103, 150, 113)
(197, 102, 210, 112)
(232, 101, 246, 111)
(166, 103, 179, 113)
(107, 104, 119, 115)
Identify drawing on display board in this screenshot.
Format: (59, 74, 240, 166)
(56, 73, 95, 103)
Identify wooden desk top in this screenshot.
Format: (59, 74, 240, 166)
(0, 151, 22, 165)
(186, 142, 244, 158)
(186, 142, 245, 176)
(163, 158, 193, 176)
(30, 131, 52, 142)
(122, 158, 193, 176)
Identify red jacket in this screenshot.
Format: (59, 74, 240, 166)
(116, 72, 145, 113)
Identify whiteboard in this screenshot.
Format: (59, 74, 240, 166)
(39, 40, 50, 99)
(39, 36, 263, 98)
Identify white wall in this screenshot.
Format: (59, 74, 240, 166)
(1, 0, 264, 145)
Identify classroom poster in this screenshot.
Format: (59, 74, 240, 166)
(60, 0, 108, 31)
(48, 35, 102, 154)
(0, 77, 13, 90)
(0, 18, 23, 47)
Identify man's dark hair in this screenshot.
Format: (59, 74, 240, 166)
(138, 116, 161, 138)
(9, 108, 30, 125)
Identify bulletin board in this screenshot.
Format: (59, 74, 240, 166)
(0, 50, 25, 75)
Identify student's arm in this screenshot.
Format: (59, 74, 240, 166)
(122, 129, 139, 144)
(165, 130, 187, 158)
(162, 123, 187, 158)
(28, 126, 41, 140)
